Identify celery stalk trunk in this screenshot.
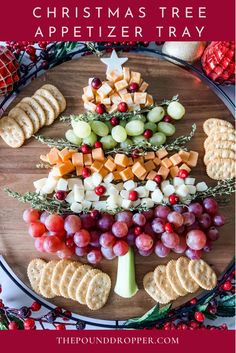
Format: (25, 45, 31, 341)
(114, 247, 138, 298)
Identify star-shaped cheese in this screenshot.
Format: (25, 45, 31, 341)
(101, 50, 128, 75)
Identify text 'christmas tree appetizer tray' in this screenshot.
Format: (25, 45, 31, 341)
(0, 52, 235, 321)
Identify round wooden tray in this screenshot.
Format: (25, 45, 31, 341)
(0, 53, 234, 321)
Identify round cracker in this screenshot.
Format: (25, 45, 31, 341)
(8, 107, 34, 139)
(35, 88, 60, 117)
(203, 118, 234, 135)
(42, 84, 66, 113)
(188, 259, 217, 290)
(27, 258, 47, 294)
(143, 272, 170, 304)
(86, 272, 111, 310)
(76, 269, 101, 304)
(0, 116, 25, 148)
(153, 265, 178, 300)
(59, 262, 82, 298)
(166, 260, 188, 296)
(17, 101, 40, 133)
(39, 260, 57, 298)
(206, 158, 235, 180)
(176, 257, 199, 293)
(68, 265, 91, 300)
(51, 259, 72, 296)
(205, 140, 236, 153)
(21, 97, 46, 127)
(33, 94, 55, 125)
(204, 148, 235, 165)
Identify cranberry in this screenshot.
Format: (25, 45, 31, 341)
(56, 324, 66, 330)
(154, 175, 162, 184)
(8, 322, 19, 330)
(95, 185, 106, 196)
(24, 318, 35, 330)
(128, 191, 138, 201)
(163, 115, 172, 122)
(223, 281, 232, 291)
(31, 301, 41, 311)
(169, 194, 179, 205)
(55, 190, 67, 201)
(134, 226, 142, 235)
(143, 129, 153, 139)
(178, 169, 188, 179)
(164, 223, 173, 233)
(118, 102, 128, 112)
(96, 103, 106, 115)
(26, 46, 36, 56)
(110, 116, 120, 126)
(81, 144, 91, 154)
(190, 298, 197, 305)
(63, 310, 72, 320)
(194, 312, 205, 322)
(90, 210, 100, 219)
(94, 141, 102, 148)
(129, 82, 139, 93)
(82, 167, 91, 178)
(91, 77, 102, 90)
(132, 149, 140, 159)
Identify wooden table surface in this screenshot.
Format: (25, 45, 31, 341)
(0, 54, 234, 321)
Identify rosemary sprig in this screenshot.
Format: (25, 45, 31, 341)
(33, 135, 78, 150)
(191, 179, 236, 202)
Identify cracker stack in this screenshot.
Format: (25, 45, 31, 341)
(27, 259, 111, 311)
(0, 84, 66, 148)
(143, 257, 217, 304)
(203, 118, 236, 180)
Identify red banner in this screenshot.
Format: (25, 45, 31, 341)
(0, 330, 235, 353)
(0, 0, 235, 41)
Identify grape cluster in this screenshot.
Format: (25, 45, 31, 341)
(22, 196, 224, 264)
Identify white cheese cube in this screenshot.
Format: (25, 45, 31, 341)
(123, 180, 136, 191)
(68, 178, 83, 190)
(74, 185, 84, 202)
(101, 97, 111, 105)
(176, 184, 189, 198)
(187, 185, 197, 194)
(161, 180, 170, 191)
(85, 191, 99, 202)
(70, 202, 82, 213)
(65, 191, 75, 204)
(185, 177, 195, 185)
(84, 176, 94, 191)
(121, 199, 133, 209)
(81, 200, 92, 209)
(151, 189, 164, 203)
(104, 172, 114, 184)
(119, 89, 128, 95)
(107, 185, 119, 196)
(110, 93, 122, 105)
(123, 67, 130, 82)
(196, 182, 208, 192)
(114, 79, 128, 91)
(108, 194, 122, 206)
(145, 180, 157, 192)
(135, 186, 149, 198)
(132, 199, 141, 207)
(56, 178, 68, 191)
(120, 190, 129, 199)
(130, 71, 141, 84)
(92, 201, 107, 211)
(141, 198, 155, 208)
(139, 81, 149, 92)
(120, 93, 133, 105)
(33, 178, 47, 190)
(108, 104, 118, 114)
(84, 102, 96, 112)
(92, 172, 103, 187)
(163, 184, 176, 197)
(97, 83, 112, 98)
(173, 177, 185, 187)
(106, 70, 123, 82)
(40, 176, 58, 194)
(116, 182, 124, 192)
(83, 85, 94, 100)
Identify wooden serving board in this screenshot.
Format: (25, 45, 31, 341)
(0, 54, 234, 321)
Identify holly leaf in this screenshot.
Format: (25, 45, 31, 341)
(0, 322, 7, 330)
(124, 303, 172, 328)
(196, 293, 215, 312)
(218, 294, 235, 307)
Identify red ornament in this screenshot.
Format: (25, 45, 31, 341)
(201, 42, 235, 84)
(0, 46, 20, 96)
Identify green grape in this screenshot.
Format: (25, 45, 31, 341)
(129, 114, 146, 123)
(149, 132, 166, 146)
(132, 135, 147, 145)
(83, 132, 97, 146)
(119, 119, 127, 127)
(104, 121, 113, 132)
(157, 122, 176, 136)
(72, 121, 91, 138)
(65, 129, 82, 145)
(125, 120, 145, 136)
(147, 106, 165, 123)
(100, 135, 118, 150)
(111, 126, 127, 142)
(120, 138, 133, 149)
(167, 101, 185, 120)
(144, 122, 158, 132)
(90, 120, 109, 137)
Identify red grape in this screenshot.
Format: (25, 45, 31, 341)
(23, 209, 40, 224)
(75, 246, 90, 257)
(115, 211, 133, 227)
(45, 214, 64, 232)
(151, 218, 165, 233)
(126, 230, 136, 246)
(167, 212, 184, 228)
(89, 231, 101, 247)
(138, 247, 154, 256)
(198, 213, 212, 229)
(203, 198, 219, 215)
(132, 213, 146, 226)
(40, 211, 49, 224)
(185, 248, 202, 260)
(98, 214, 114, 231)
(186, 230, 206, 250)
(172, 205, 187, 214)
(188, 203, 203, 217)
(49, 229, 66, 240)
(161, 232, 180, 249)
(113, 241, 129, 256)
(65, 237, 75, 249)
(74, 229, 91, 247)
(186, 221, 201, 232)
(203, 239, 213, 253)
(154, 240, 171, 258)
(144, 223, 156, 237)
(172, 236, 187, 254)
(80, 214, 96, 230)
(64, 215, 81, 234)
(112, 221, 128, 238)
(34, 235, 47, 252)
(101, 246, 116, 260)
(182, 212, 196, 226)
(56, 245, 74, 259)
(87, 249, 103, 264)
(43, 236, 62, 253)
(135, 233, 153, 251)
(28, 222, 46, 238)
(213, 214, 225, 227)
(207, 227, 219, 241)
(99, 232, 116, 248)
(154, 205, 171, 219)
(142, 209, 154, 220)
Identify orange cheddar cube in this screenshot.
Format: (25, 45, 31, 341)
(179, 163, 191, 173)
(114, 79, 128, 92)
(114, 154, 130, 167)
(169, 153, 182, 166)
(47, 147, 60, 165)
(153, 157, 161, 167)
(128, 157, 133, 166)
(187, 151, 199, 167)
(144, 160, 156, 172)
(170, 166, 179, 178)
(139, 172, 148, 181)
(72, 152, 83, 166)
(84, 154, 93, 166)
(99, 167, 109, 179)
(107, 155, 114, 162)
(161, 157, 173, 169)
(123, 67, 130, 82)
(130, 71, 141, 84)
(145, 94, 154, 107)
(113, 171, 122, 181)
(76, 166, 83, 176)
(91, 161, 103, 173)
(53, 160, 75, 177)
(139, 81, 149, 92)
(58, 148, 73, 162)
(132, 162, 146, 179)
(92, 148, 105, 162)
(104, 158, 116, 172)
(144, 151, 155, 160)
(178, 150, 190, 163)
(116, 165, 124, 172)
(157, 165, 169, 180)
(156, 148, 168, 159)
(147, 170, 157, 180)
(120, 167, 134, 181)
